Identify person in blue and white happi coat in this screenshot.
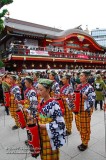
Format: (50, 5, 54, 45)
(75, 70, 95, 151)
(37, 78, 66, 160)
(60, 74, 74, 135)
(48, 70, 60, 98)
(9, 75, 22, 130)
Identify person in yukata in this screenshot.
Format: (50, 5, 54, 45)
(37, 78, 66, 160)
(75, 70, 95, 151)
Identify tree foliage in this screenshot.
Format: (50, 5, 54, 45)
(0, 0, 13, 32)
(0, 0, 13, 9)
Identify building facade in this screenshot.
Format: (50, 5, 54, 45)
(91, 28, 106, 47)
(0, 18, 106, 72)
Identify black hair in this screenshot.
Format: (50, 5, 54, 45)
(81, 70, 91, 77)
(41, 83, 52, 93)
(50, 71, 56, 77)
(25, 78, 33, 85)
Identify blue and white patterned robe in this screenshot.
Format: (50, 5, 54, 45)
(24, 88, 38, 116)
(39, 99, 66, 150)
(52, 81, 60, 95)
(77, 83, 96, 111)
(33, 81, 38, 90)
(60, 84, 74, 110)
(10, 84, 21, 101)
(60, 84, 74, 95)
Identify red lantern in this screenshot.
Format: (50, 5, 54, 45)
(16, 109, 26, 129)
(72, 91, 80, 112)
(26, 123, 41, 158)
(4, 92, 10, 107)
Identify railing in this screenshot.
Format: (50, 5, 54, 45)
(49, 52, 106, 61)
(1, 47, 106, 62)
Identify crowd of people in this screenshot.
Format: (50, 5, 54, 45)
(0, 69, 106, 160)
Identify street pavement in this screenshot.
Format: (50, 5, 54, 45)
(0, 105, 106, 160)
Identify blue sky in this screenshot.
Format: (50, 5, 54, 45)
(3, 0, 106, 31)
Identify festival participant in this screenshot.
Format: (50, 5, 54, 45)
(17, 76, 38, 146)
(2, 73, 11, 115)
(104, 95, 106, 110)
(75, 70, 95, 151)
(0, 75, 4, 104)
(22, 76, 38, 118)
(94, 74, 106, 110)
(33, 72, 40, 90)
(37, 78, 66, 160)
(9, 75, 22, 130)
(75, 72, 80, 90)
(60, 74, 74, 135)
(48, 70, 60, 98)
(0, 61, 5, 104)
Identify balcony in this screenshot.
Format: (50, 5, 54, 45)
(1, 45, 106, 62)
